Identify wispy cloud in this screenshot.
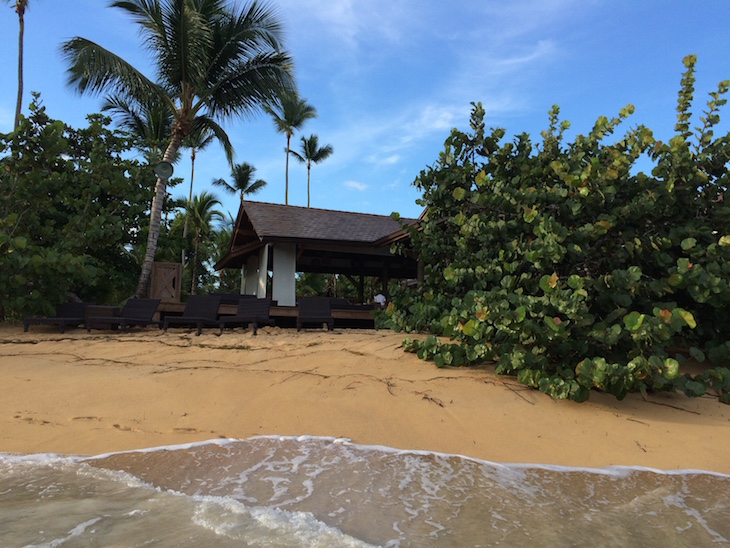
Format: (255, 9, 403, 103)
(344, 180, 368, 191)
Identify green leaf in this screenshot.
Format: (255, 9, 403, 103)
(677, 309, 697, 329)
(539, 273, 558, 293)
(461, 319, 475, 336)
(544, 316, 561, 332)
(523, 206, 538, 223)
(452, 187, 466, 200)
(515, 306, 526, 323)
(668, 273, 683, 286)
(680, 237, 697, 250)
(689, 347, 706, 363)
(12, 236, 27, 250)
(718, 235, 730, 247)
(622, 311, 645, 331)
(663, 358, 680, 379)
(475, 170, 487, 187)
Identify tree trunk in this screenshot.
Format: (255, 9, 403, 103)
(190, 236, 200, 295)
(307, 163, 311, 208)
(285, 133, 291, 205)
(182, 148, 196, 265)
(135, 138, 181, 297)
(13, 8, 24, 132)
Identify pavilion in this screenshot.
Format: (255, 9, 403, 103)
(214, 201, 419, 306)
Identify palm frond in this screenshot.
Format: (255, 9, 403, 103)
(102, 94, 174, 145)
(208, 50, 293, 119)
(189, 115, 234, 164)
(61, 37, 158, 100)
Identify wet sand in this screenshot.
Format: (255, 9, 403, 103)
(1, 325, 729, 473)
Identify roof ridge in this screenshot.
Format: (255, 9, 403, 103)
(243, 200, 415, 221)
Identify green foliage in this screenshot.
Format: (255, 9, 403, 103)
(385, 57, 730, 403)
(0, 95, 153, 318)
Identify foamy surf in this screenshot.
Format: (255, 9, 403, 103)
(2, 436, 728, 546)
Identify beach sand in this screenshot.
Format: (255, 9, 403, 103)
(1, 325, 729, 473)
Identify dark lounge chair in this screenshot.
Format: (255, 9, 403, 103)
(219, 298, 275, 335)
(86, 298, 161, 332)
(23, 302, 89, 334)
(296, 296, 334, 331)
(163, 295, 221, 336)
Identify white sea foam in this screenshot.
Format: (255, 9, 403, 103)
(2, 436, 730, 547)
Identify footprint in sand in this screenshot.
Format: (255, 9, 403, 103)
(113, 423, 142, 433)
(14, 415, 54, 426)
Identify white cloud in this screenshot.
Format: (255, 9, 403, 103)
(344, 180, 368, 191)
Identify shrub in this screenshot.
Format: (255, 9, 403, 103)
(384, 56, 730, 403)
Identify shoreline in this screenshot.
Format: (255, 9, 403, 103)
(1, 325, 729, 474)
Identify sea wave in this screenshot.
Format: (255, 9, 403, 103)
(2, 436, 729, 547)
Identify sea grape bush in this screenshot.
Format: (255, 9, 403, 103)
(0, 94, 153, 319)
(383, 56, 730, 403)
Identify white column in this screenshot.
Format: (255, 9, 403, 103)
(272, 243, 296, 306)
(244, 254, 259, 295)
(257, 244, 269, 298)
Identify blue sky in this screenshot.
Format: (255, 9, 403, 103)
(2, 1, 730, 221)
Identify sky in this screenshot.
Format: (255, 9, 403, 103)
(2, 1, 730, 222)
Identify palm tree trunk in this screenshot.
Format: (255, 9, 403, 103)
(182, 147, 196, 264)
(307, 163, 311, 208)
(285, 133, 290, 205)
(13, 6, 25, 132)
(135, 137, 181, 297)
(191, 236, 200, 295)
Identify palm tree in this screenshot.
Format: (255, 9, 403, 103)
(184, 191, 224, 294)
(5, 0, 29, 131)
(263, 91, 316, 205)
(181, 126, 233, 263)
(291, 134, 333, 208)
(62, 0, 293, 298)
(183, 126, 233, 206)
(212, 162, 267, 203)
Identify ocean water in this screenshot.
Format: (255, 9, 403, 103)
(1, 437, 728, 547)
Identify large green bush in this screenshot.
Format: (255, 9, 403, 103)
(0, 95, 154, 319)
(384, 56, 730, 403)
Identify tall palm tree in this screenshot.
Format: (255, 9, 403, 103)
(5, 0, 29, 131)
(212, 162, 267, 203)
(62, 0, 293, 298)
(180, 126, 233, 263)
(263, 91, 316, 205)
(291, 134, 333, 208)
(184, 191, 224, 294)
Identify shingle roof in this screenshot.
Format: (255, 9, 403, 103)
(242, 201, 415, 243)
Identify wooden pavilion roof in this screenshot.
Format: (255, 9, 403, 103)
(215, 201, 419, 278)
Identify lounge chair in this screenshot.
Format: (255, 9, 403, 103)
(214, 293, 256, 306)
(163, 295, 221, 336)
(86, 298, 161, 332)
(219, 298, 275, 335)
(296, 296, 334, 331)
(23, 302, 89, 334)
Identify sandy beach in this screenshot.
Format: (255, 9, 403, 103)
(1, 324, 729, 474)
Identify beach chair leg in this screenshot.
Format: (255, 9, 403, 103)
(252, 322, 258, 336)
